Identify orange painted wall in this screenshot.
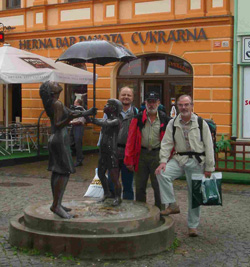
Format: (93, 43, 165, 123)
(1, 0, 233, 138)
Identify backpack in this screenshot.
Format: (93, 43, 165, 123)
(172, 116, 217, 161)
(197, 117, 217, 153)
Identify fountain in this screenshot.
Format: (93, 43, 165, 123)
(9, 198, 175, 259)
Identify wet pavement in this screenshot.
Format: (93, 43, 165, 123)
(0, 153, 250, 266)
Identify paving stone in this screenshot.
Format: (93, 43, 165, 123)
(0, 155, 250, 266)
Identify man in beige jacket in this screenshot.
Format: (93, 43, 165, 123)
(155, 95, 215, 237)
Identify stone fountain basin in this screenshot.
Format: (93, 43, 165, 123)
(9, 199, 175, 259)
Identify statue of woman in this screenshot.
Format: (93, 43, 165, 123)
(40, 81, 96, 218)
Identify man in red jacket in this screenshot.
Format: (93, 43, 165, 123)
(124, 92, 171, 209)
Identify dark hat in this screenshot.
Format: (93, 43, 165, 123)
(146, 91, 160, 101)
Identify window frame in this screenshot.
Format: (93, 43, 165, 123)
(6, 0, 21, 9)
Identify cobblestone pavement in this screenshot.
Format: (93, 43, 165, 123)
(0, 153, 250, 267)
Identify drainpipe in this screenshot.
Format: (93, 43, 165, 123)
(232, 0, 238, 139)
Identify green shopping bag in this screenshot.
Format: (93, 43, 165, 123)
(192, 172, 222, 209)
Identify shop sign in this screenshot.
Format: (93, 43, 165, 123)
(243, 67, 250, 138)
(242, 37, 250, 63)
(214, 41, 221, 47)
(222, 41, 229, 47)
(131, 28, 207, 44)
(19, 28, 207, 50)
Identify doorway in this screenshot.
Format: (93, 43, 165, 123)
(12, 84, 22, 123)
(117, 54, 193, 116)
(144, 80, 164, 102)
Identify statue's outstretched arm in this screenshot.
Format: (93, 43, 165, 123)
(91, 118, 119, 127)
(54, 102, 74, 129)
(65, 107, 97, 118)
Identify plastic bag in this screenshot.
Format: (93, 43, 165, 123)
(84, 168, 104, 198)
(192, 172, 222, 209)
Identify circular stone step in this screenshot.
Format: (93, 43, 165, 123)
(24, 199, 161, 235)
(9, 199, 175, 259)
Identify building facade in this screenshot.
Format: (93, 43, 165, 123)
(233, 0, 250, 140)
(0, 0, 234, 143)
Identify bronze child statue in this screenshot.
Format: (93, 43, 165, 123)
(40, 81, 96, 219)
(91, 99, 123, 206)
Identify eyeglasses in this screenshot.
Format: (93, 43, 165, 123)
(177, 103, 192, 108)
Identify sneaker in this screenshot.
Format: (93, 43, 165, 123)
(160, 206, 180, 216)
(188, 228, 198, 237)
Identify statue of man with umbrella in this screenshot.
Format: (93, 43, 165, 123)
(56, 39, 136, 204)
(56, 39, 136, 111)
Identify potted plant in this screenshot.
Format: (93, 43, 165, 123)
(216, 134, 232, 158)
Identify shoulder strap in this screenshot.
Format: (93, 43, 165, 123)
(133, 106, 138, 115)
(172, 117, 177, 142)
(198, 116, 203, 142)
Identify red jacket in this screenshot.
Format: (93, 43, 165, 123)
(124, 109, 170, 172)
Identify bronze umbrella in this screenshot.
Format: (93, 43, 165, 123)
(56, 39, 136, 108)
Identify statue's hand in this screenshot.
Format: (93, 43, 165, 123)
(85, 107, 98, 116)
(89, 117, 97, 124)
(69, 110, 82, 119)
(68, 111, 76, 120)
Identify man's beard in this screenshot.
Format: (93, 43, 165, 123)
(180, 110, 191, 117)
(146, 106, 158, 114)
(122, 102, 131, 106)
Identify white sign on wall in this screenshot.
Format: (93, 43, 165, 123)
(242, 37, 250, 62)
(243, 67, 250, 138)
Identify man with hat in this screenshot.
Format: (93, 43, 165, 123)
(124, 91, 171, 209)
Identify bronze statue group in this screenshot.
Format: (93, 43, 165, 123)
(40, 81, 214, 237)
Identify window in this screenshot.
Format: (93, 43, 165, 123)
(168, 56, 192, 75)
(119, 59, 141, 76)
(68, 0, 88, 2)
(65, 63, 88, 109)
(145, 58, 165, 74)
(6, 0, 20, 9)
(117, 80, 140, 108)
(117, 54, 193, 114)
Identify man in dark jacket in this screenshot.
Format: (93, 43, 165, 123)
(116, 87, 138, 200)
(70, 99, 86, 167)
(124, 92, 171, 209)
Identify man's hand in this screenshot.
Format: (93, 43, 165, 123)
(155, 163, 166, 175)
(126, 165, 134, 172)
(204, 171, 211, 178)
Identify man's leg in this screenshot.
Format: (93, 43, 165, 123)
(134, 152, 149, 203)
(184, 158, 204, 229)
(70, 128, 76, 155)
(156, 159, 184, 207)
(121, 161, 134, 200)
(148, 150, 163, 210)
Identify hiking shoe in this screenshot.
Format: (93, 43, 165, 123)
(160, 206, 180, 216)
(188, 228, 198, 237)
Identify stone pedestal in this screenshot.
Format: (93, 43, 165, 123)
(9, 199, 175, 259)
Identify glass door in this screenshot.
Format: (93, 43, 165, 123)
(117, 79, 140, 109)
(144, 80, 163, 102)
